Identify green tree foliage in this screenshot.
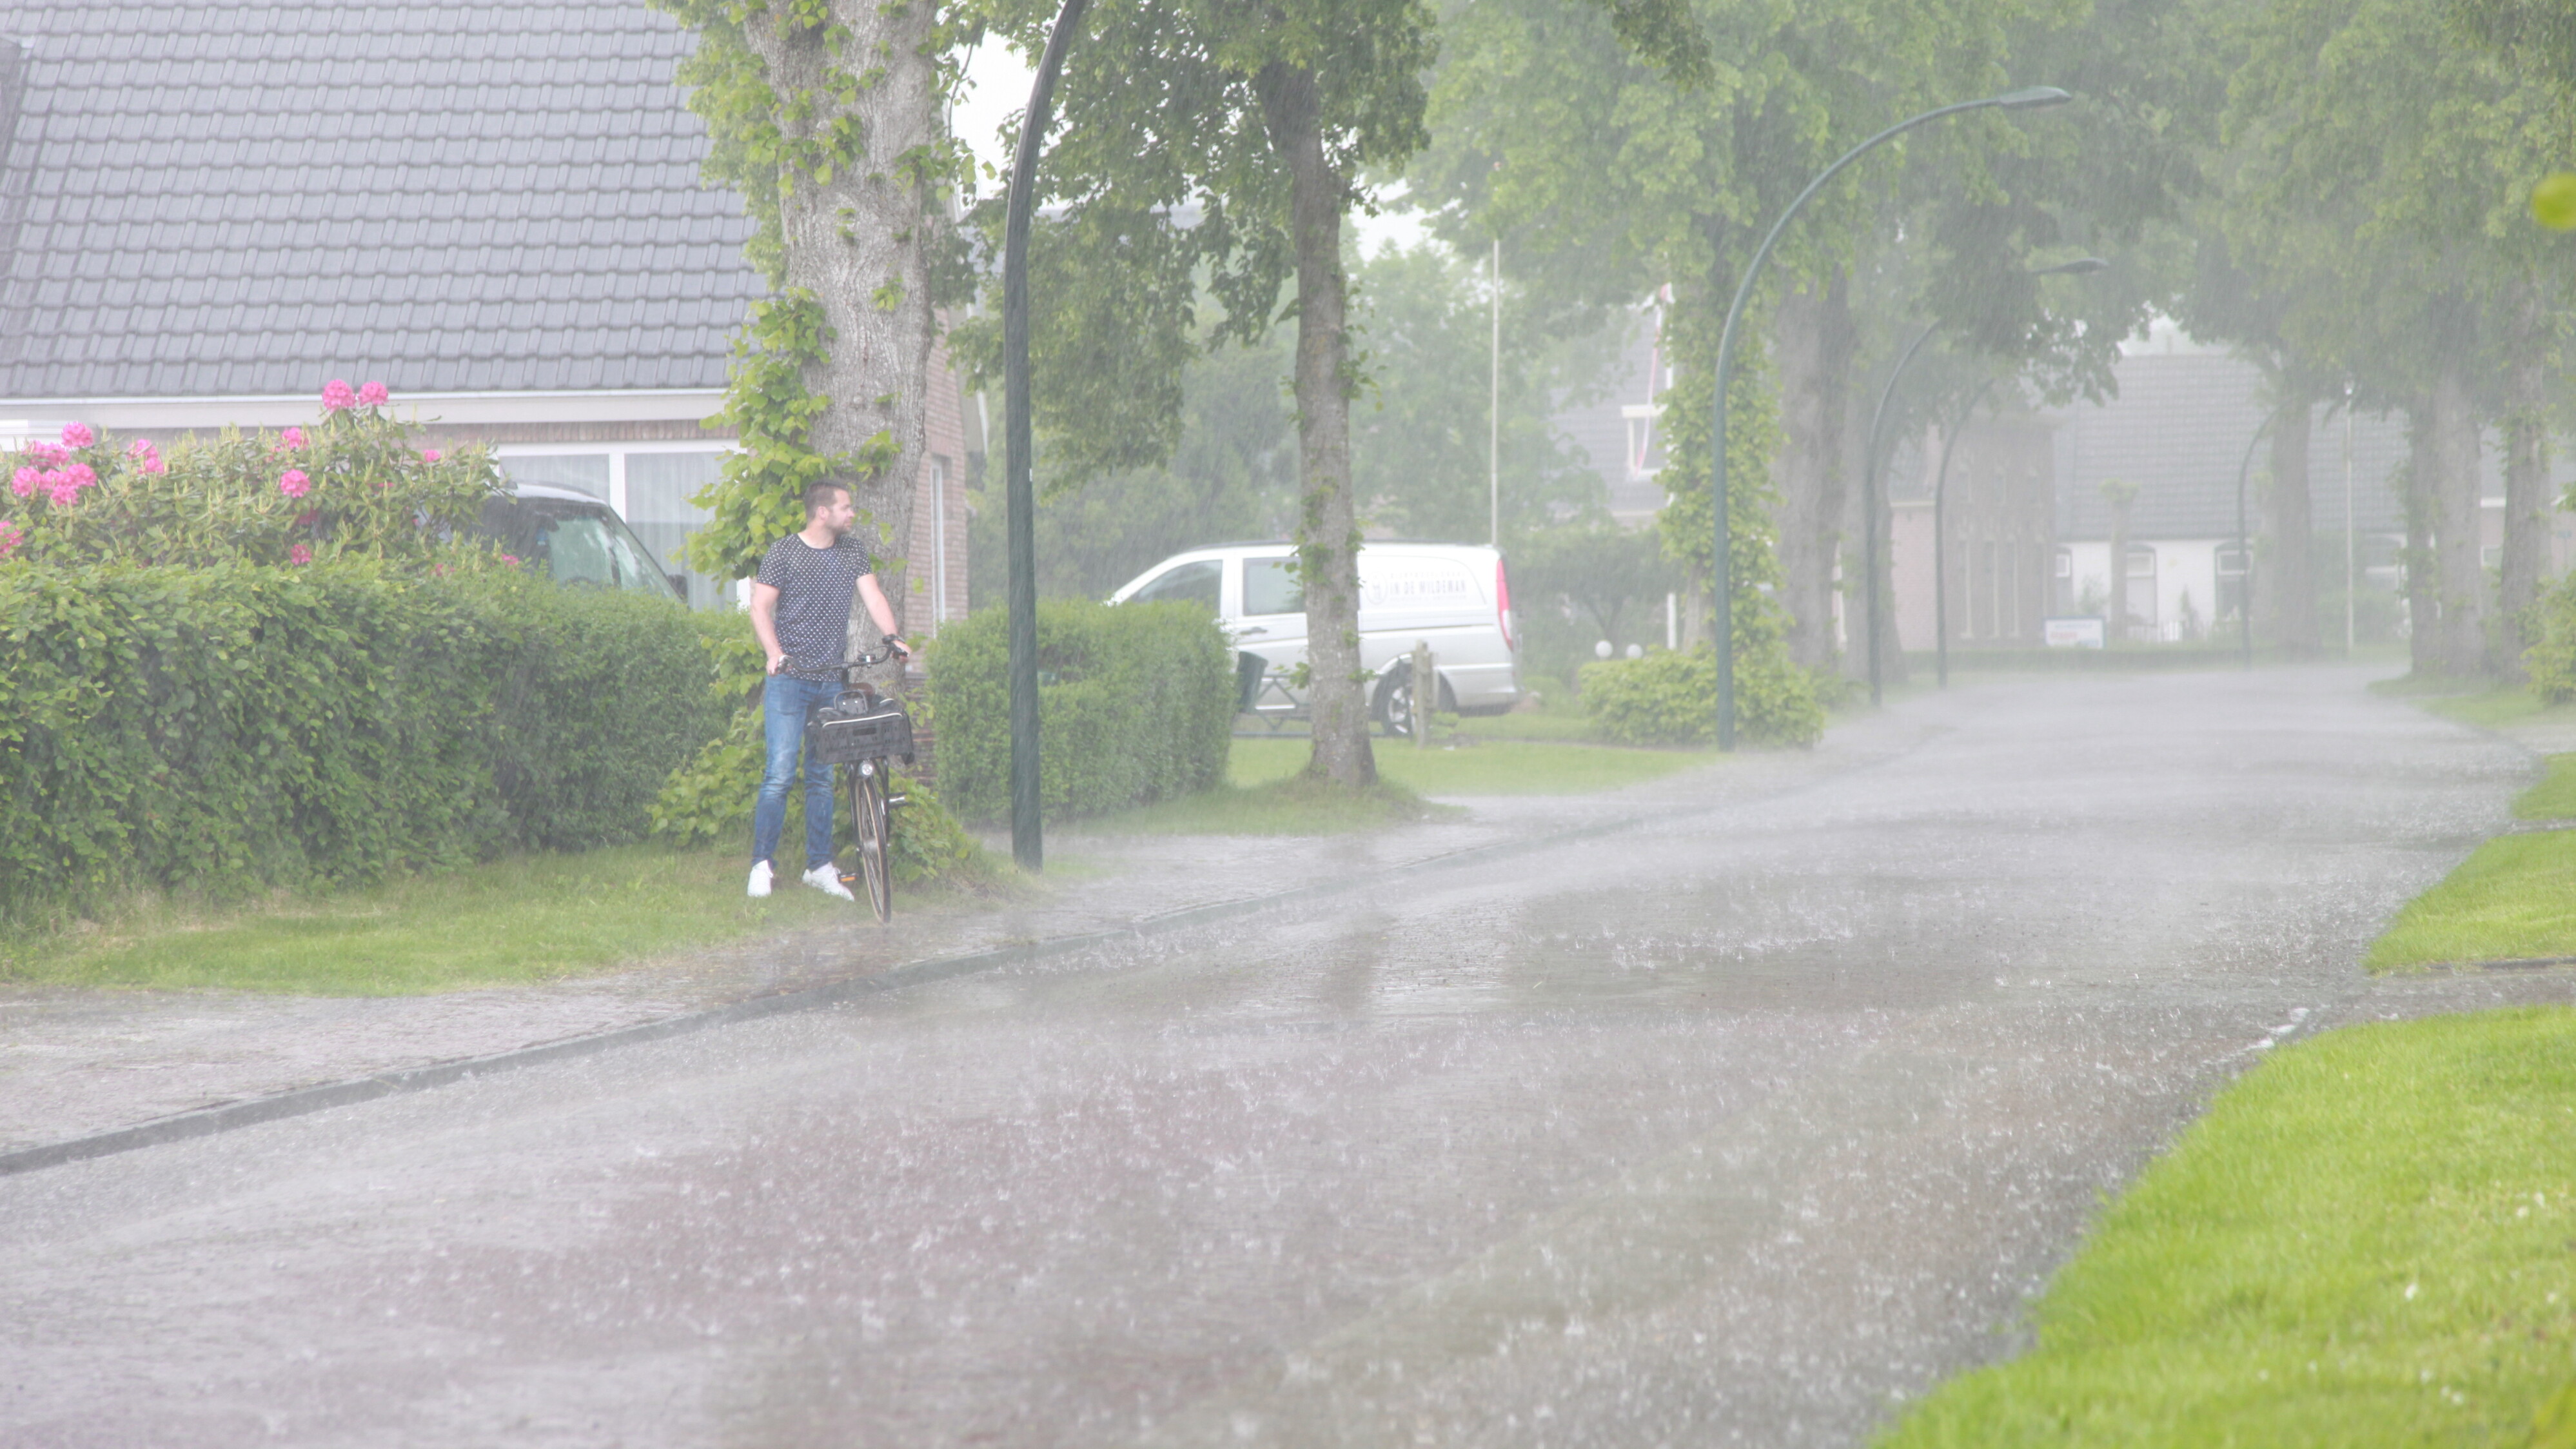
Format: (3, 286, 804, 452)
(1345, 242, 1615, 540)
(959, 0, 1444, 787)
(2208, 0, 2570, 677)
(654, 0, 959, 606)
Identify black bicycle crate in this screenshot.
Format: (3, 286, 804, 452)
(807, 697, 914, 767)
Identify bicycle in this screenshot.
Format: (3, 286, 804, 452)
(805, 647, 914, 922)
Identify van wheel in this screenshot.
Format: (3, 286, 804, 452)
(1373, 671, 1454, 738)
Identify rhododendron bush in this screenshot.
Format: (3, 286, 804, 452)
(0, 382, 506, 570)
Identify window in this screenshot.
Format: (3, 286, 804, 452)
(1131, 558, 1222, 612)
(2216, 542, 2250, 622)
(625, 452, 727, 609)
(1244, 556, 1304, 615)
(503, 453, 609, 499)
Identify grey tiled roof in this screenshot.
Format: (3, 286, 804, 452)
(2049, 351, 2419, 542)
(0, 2, 763, 399)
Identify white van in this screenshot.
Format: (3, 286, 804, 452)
(1108, 541, 1524, 730)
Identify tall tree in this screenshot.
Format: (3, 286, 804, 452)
(656, 0, 953, 641)
(1407, 0, 2054, 736)
(961, 0, 1434, 787)
(965, 0, 1699, 779)
(2213, 0, 2569, 676)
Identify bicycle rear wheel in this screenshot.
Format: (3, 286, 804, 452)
(852, 763, 892, 922)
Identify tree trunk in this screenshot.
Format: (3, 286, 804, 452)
(742, 0, 939, 663)
(2260, 389, 2317, 651)
(2403, 402, 2439, 676)
(1771, 270, 1856, 674)
(1259, 62, 1375, 787)
(2501, 282, 2552, 681)
(2431, 364, 2488, 676)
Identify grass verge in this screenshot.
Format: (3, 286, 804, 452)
(0, 844, 1000, 996)
(2366, 832, 2576, 971)
(1227, 735, 1715, 795)
(1876, 1009, 2576, 1448)
(2517, 754, 2576, 820)
(2363, 754, 2576, 971)
(2396, 680, 2576, 734)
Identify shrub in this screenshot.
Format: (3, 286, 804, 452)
(923, 599, 1235, 822)
(1579, 644, 1824, 747)
(1, 386, 506, 570)
(645, 617, 994, 882)
(0, 561, 720, 927)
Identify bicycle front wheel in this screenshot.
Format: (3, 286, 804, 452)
(853, 763, 892, 922)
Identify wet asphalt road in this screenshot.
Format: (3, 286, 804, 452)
(0, 669, 2540, 1447)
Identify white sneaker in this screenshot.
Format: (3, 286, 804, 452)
(747, 860, 773, 898)
(803, 863, 855, 901)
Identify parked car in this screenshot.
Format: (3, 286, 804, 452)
(473, 484, 684, 603)
(1108, 540, 1523, 730)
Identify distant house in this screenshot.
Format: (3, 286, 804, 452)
(0, 1, 974, 626)
(1883, 333, 2576, 651)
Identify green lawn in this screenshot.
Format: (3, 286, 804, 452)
(0, 845, 864, 996)
(2517, 754, 2576, 820)
(2406, 682, 2576, 734)
(2365, 756, 2576, 970)
(1226, 734, 1716, 794)
(1877, 1009, 2576, 1448)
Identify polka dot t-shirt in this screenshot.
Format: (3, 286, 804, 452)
(758, 533, 874, 680)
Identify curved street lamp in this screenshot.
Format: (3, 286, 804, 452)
(2228, 395, 2305, 672)
(1709, 86, 2070, 749)
(1001, 0, 1092, 871)
(1857, 256, 2104, 705)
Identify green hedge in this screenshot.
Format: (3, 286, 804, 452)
(0, 561, 722, 925)
(923, 599, 1234, 822)
(1578, 644, 1824, 747)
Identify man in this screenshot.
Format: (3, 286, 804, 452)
(747, 478, 909, 899)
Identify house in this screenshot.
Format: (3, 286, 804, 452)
(0, 0, 973, 626)
(1883, 330, 2576, 651)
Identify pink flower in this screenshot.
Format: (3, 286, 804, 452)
(0, 520, 20, 558)
(420, 448, 442, 463)
(321, 380, 355, 411)
(500, 554, 520, 566)
(273, 427, 306, 451)
(278, 468, 310, 499)
(45, 477, 77, 506)
(357, 381, 388, 406)
(59, 422, 93, 449)
(10, 468, 32, 498)
(140, 455, 166, 475)
(125, 437, 157, 459)
(25, 441, 64, 464)
(65, 462, 95, 488)
(288, 543, 313, 566)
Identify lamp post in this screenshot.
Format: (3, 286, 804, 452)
(1710, 86, 2070, 749)
(1931, 375, 2001, 688)
(1858, 255, 2103, 705)
(2228, 397, 2297, 673)
(1001, 0, 1091, 872)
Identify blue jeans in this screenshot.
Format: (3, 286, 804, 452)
(752, 674, 842, 872)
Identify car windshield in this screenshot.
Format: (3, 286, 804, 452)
(477, 496, 680, 602)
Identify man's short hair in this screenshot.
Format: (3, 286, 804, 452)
(803, 479, 852, 517)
